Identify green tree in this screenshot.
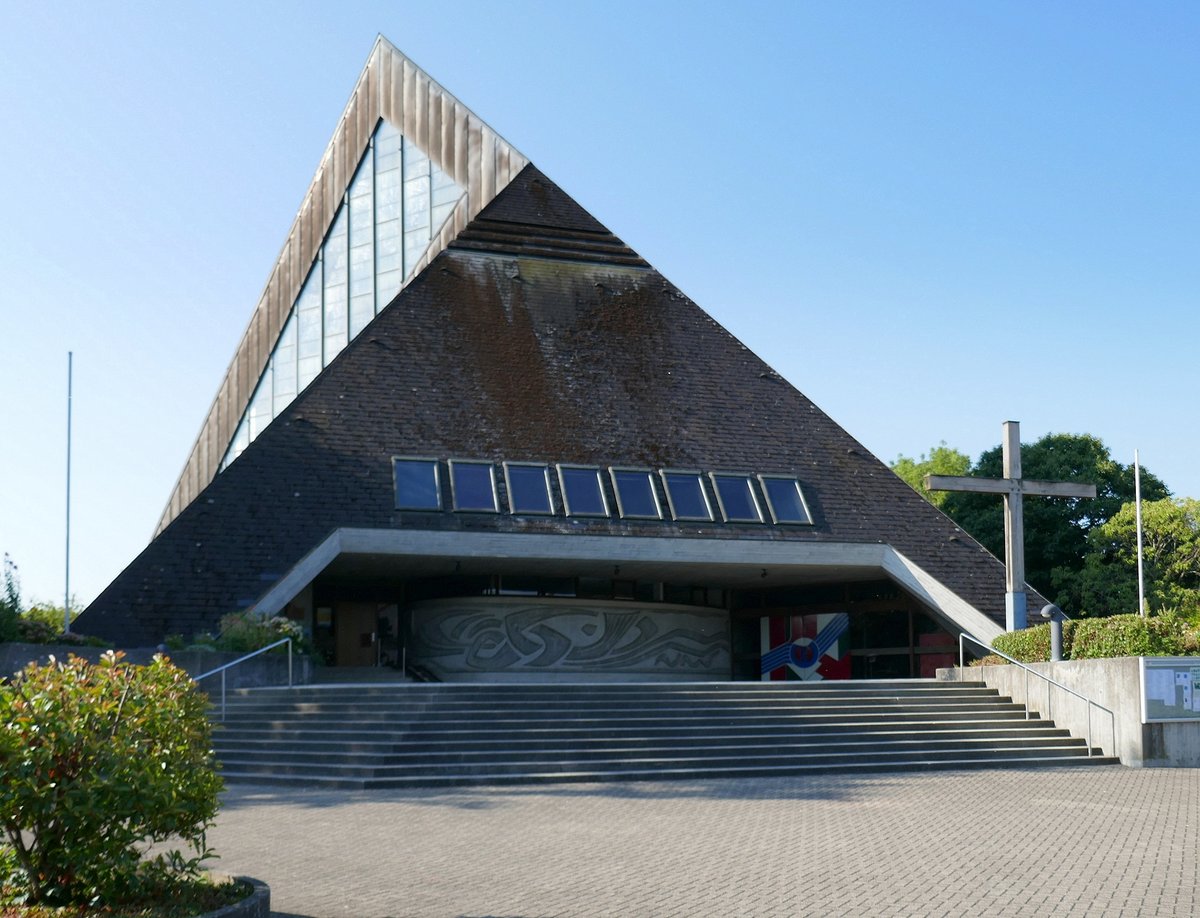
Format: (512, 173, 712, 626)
(891, 442, 971, 508)
(0, 554, 21, 642)
(940, 434, 1168, 614)
(1077, 498, 1200, 617)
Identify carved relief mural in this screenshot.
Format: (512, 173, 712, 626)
(410, 598, 730, 678)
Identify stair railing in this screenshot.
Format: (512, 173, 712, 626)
(958, 633, 1115, 757)
(194, 637, 293, 721)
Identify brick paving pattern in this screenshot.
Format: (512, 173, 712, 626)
(210, 766, 1199, 917)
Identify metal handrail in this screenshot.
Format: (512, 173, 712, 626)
(193, 637, 293, 721)
(958, 633, 1116, 757)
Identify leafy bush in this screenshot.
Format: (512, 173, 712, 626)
(0, 652, 223, 906)
(1070, 612, 1199, 659)
(991, 612, 1200, 662)
(991, 623, 1060, 663)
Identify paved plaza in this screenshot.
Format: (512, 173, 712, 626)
(211, 766, 1199, 917)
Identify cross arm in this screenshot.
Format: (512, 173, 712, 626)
(924, 475, 1011, 494)
(923, 474, 1096, 499)
(1020, 480, 1097, 498)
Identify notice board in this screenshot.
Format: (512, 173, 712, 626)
(1141, 657, 1200, 723)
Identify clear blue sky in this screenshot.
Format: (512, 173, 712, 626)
(1, 1, 1196, 609)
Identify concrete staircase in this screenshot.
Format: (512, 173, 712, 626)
(210, 680, 1118, 789)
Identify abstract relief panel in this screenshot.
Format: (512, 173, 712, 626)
(410, 598, 730, 679)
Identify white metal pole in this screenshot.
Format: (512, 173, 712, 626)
(1135, 449, 1146, 618)
(64, 352, 73, 635)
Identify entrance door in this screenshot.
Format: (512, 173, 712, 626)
(335, 603, 379, 667)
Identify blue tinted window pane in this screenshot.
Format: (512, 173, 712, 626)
(761, 477, 811, 524)
(451, 462, 497, 512)
(560, 467, 608, 516)
(713, 475, 762, 522)
(394, 459, 440, 510)
(612, 470, 660, 519)
(506, 465, 552, 514)
(663, 473, 712, 520)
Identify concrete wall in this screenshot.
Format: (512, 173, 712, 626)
(1, 643, 312, 689)
(410, 597, 730, 683)
(939, 657, 1200, 767)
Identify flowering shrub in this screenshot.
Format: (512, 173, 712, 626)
(0, 652, 222, 906)
(212, 611, 308, 655)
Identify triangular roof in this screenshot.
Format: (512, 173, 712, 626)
(80, 164, 1015, 645)
(156, 36, 528, 533)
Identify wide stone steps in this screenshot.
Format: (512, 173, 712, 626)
(209, 680, 1118, 788)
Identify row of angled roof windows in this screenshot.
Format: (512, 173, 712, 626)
(393, 459, 814, 526)
(221, 119, 465, 470)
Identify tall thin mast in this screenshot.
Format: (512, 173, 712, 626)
(1135, 449, 1146, 618)
(65, 351, 72, 634)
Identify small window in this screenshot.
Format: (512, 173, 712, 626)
(557, 465, 609, 517)
(609, 468, 662, 519)
(660, 470, 713, 521)
(710, 473, 764, 523)
(393, 457, 441, 510)
(758, 475, 813, 525)
(504, 463, 554, 515)
(449, 460, 498, 512)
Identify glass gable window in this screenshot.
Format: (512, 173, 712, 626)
(393, 457, 441, 510)
(271, 313, 298, 415)
(661, 471, 713, 521)
(557, 465, 609, 517)
(322, 207, 349, 359)
(449, 460, 498, 512)
(220, 117, 466, 471)
(758, 475, 813, 525)
(296, 268, 323, 389)
(710, 474, 764, 523)
(610, 468, 662, 519)
(504, 463, 554, 515)
(347, 155, 375, 338)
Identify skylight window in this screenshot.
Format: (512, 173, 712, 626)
(609, 468, 662, 519)
(393, 457, 441, 510)
(660, 470, 713, 521)
(710, 474, 764, 523)
(557, 465, 609, 517)
(758, 475, 813, 525)
(504, 463, 554, 515)
(449, 460, 499, 512)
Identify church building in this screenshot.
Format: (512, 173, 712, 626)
(77, 38, 1015, 682)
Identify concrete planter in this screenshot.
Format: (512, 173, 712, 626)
(939, 656, 1200, 767)
(199, 876, 270, 918)
(1, 642, 315, 687)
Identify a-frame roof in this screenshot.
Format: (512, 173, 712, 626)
(80, 163, 1018, 645)
(157, 36, 528, 533)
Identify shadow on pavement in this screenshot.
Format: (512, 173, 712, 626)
(216, 771, 919, 813)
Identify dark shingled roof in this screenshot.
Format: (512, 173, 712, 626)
(78, 164, 1019, 645)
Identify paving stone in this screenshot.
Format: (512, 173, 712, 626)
(208, 765, 1199, 917)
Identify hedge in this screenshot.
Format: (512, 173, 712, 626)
(991, 612, 1200, 663)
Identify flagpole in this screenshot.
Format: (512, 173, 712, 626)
(65, 351, 72, 635)
(1135, 449, 1145, 618)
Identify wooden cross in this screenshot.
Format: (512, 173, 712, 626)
(924, 421, 1096, 631)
